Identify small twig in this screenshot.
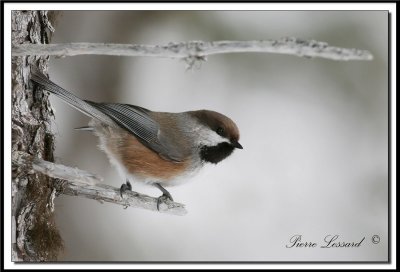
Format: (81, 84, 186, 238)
(12, 151, 101, 185)
(12, 37, 373, 61)
(12, 151, 187, 216)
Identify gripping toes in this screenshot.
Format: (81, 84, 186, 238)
(157, 193, 174, 211)
(120, 180, 132, 197)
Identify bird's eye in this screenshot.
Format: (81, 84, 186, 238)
(216, 127, 225, 136)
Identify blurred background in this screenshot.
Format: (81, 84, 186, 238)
(48, 11, 388, 261)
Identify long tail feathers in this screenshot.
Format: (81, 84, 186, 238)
(30, 66, 114, 126)
(74, 126, 94, 131)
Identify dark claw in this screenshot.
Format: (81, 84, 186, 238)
(154, 183, 174, 211)
(120, 181, 132, 197)
(156, 193, 174, 211)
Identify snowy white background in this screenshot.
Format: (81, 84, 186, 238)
(47, 11, 388, 261)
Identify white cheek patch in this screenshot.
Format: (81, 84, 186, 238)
(193, 125, 229, 147)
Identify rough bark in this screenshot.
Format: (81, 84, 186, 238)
(11, 10, 63, 262)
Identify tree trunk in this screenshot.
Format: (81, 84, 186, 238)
(11, 10, 63, 262)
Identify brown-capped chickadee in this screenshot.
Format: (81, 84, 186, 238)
(30, 67, 242, 209)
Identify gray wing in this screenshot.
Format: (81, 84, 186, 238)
(85, 101, 184, 162)
(30, 67, 183, 162)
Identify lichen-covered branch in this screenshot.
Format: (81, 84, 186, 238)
(13, 151, 188, 216)
(12, 37, 373, 61)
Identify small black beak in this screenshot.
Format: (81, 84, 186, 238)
(231, 141, 243, 149)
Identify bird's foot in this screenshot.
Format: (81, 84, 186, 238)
(157, 192, 174, 211)
(120, 181, 132, 197)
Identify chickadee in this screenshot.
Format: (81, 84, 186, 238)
(30, 67, 242, 209)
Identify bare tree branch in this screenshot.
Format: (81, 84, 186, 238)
(12, 37, 373, 61)
(12, 151, 188, 216)
(60, 180, 187, 216)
